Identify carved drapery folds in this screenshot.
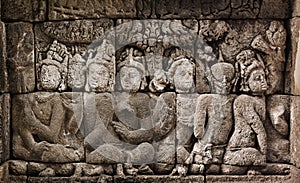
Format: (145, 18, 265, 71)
(10, 19, 293, 178)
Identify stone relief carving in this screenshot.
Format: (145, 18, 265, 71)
(222, 50, 267, 175)
(8, 18, 293, 180)
(37, 40, 68, 91)
(49, 0, 136, 20)
(12, 92, 84, 162)
(251, 21, 287, 94)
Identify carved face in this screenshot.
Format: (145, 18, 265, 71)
(40, 65, 61, 90)
(174, 62, 194, 93)
(120, 66, 141, 92)
(248, 68, 267, 95)
(88, 63, 110, 91)
(68, 63, 86, 89)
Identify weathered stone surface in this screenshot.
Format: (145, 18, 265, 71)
(2, 0, 46, 21)
(6, 175, 27, 183)
(85, 92, 176, 173)
(114, 175, 204, 183)
(137, 0, 154, 18)
(266, 95, 290, 163)
(35, 20, 115, 92)
(286, 18, 300, 95)
(154, 0, 289, 19)
(28, 176, 113, 183)
(116, 20, 197, 93)
(12, 92, 84, 162)
(291, 96, 300, 168)
(8, 160, 27, 175)
(6, 23, 35, 93)
(258, 0, 290, 19)
(0, 22, 7, 93)
(292, 0, 300, 17)
(0, 94, 10, 163)
(48, 0, 136, 20)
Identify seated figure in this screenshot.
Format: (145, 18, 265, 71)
(222, 50, 267, 175)
(188, 62, 236, 174)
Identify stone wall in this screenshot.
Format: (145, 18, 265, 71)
(1, 0, 300, 182)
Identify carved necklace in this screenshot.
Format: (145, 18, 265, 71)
(34, 93, 55, 103)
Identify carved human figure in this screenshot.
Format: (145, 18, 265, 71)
(168, 57, 195, 93)
(251, 21, 286, 94)
(166, 57, 197, 176)
(222, 50, 267, 175)
(85, 48, 175, 175)
(12, 92, 84, 163)
(85, 41, 115, 92)
(184, 62, 236, 175)
(38, 40, 68, 91)
(68, 53, 86, 90)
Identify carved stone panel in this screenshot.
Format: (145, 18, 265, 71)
(0, 94, 10, 163)
(35, 20, 115, 92)
(154, 0, 289, 19)
(0, 22, 7, 93)
(291, 96, 300, 168)
(2, 0, 46, 21)
(196, 20, 286, 94)
(6, 23, 35, 93)
(48, 0, 136, 20)
(266, 95, 290, 163)
(286, 18, 300, 95)
(293, 0, 300, 17)
(12, 92, 84, 163)
(84, 92, 176, 175)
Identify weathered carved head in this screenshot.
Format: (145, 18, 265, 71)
(210, 62, 235, 94)
(68, 54, 86, 89)
(117, 48, 147, 92)
(235, 50, 267, 95)
(85, 40, 115, 92)
(40, 64, 61, 91)
(168, 57, 195, 93)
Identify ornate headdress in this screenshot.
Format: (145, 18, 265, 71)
(235, 49, 265, 92)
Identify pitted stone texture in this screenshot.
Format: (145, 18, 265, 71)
(0, 94, 10, 163)
(196, 20, 286, 94)
(28, 176, 114, 183)
(6, 23, 35, 93)
(12, 92, 84, 163)
(176, 94, 199, 164)
(114, 175, 204, 183)
(35, 20, 115, 92)
(116, 19, 197, 55)
(258, 0, 291, 19)
(293, 0, 300, 17)
(2, 0, 46, 21)
(291, 96, 300, 168)
(6, 175, 27, 183)
(0, 22, 7, 93)
(286, 18, 300, 95)
(154, 0, 289, 19)
(137, 0, 154, 18)
(266, 95, 290, 163)
(48, 0, 136, 20)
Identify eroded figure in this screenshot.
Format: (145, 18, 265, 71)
(85, 48, 175, 176)
(251, 21, 286, 94)
(167, 57, 197, 176)
(38, 40, 68, 91)
(68, 53, 86, 90)
(12, 92, 84, 163)
(186, 62, 236, 175)
(222, 50, 267, 175)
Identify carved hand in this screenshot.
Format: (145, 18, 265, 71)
(32, 141, 50, 153)
(112, 121, 130, 137)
